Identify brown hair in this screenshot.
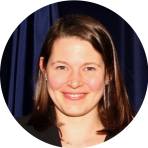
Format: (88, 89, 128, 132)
(28, 14, 135, 135)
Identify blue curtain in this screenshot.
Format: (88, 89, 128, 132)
(1, 1, 148, 118)
(0, 3, 59, 118)
(116, 19, 148, 114)
(116, 17, 148, 114)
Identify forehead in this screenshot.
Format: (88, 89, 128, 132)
(50, 37, 104, 65)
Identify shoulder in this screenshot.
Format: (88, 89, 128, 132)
(104, 132, 115, 142)
(105, 135, 115, 142)
(16, 115, 62, 147)
(16, 115, 36, 134)
(16, 115, 42, 140)
(16, 115, 31, 125)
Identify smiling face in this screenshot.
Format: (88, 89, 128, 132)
(40, 37, 106, 117)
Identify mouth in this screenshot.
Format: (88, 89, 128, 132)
(62, 92, 87, 101)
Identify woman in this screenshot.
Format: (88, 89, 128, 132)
(17, 14, 134, 147)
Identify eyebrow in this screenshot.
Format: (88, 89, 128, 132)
(51, 61, 100, 67)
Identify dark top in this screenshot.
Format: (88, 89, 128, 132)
(16, 115, 113, 147)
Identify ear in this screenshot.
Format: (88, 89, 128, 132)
(39, 57, 46, 76)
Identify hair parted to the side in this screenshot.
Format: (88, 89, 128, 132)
(28, 14, 135, 135)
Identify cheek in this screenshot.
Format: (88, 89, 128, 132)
(86, 75, 104, 91)
(47, 73, 66, 90)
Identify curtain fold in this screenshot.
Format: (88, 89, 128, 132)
(117, 19, 148, 113)
(1, 4, 59, 118)
(132, 32, 148, 111)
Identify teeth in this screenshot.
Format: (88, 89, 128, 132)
(66, 94, 84, 98)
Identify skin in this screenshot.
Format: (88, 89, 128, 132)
(40, 37, 107, 147)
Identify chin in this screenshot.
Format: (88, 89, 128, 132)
(61, 107, 88, 117)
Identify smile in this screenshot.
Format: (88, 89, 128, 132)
(63, 93, 87, 100)
(66, 94, 84, 98)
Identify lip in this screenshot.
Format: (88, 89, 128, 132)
(62, 92, 87, 101)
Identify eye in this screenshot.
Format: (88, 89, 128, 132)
(56, 66, 67, 70)
(85, 67, 95, 71)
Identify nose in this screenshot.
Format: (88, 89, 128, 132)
(67, 71, 84, 89)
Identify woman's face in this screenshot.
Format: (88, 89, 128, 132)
(41, 37, 106, 117)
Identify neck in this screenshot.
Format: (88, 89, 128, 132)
(55, 107, 104, 146)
